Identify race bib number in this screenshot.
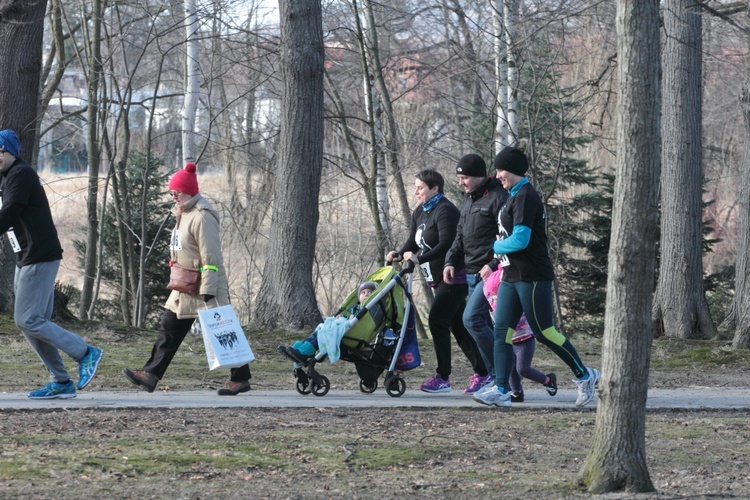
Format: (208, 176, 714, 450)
(170, 228, 183, 251)
(498, 253, 510, 268)
(7, 230, 20, 253)
(419, 262, 434, 282)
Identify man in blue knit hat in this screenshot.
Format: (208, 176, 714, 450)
(0, 129, 104, 399)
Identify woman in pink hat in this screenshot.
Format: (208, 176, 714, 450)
(123, 162, 252, 395)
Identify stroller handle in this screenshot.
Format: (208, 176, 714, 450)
(398, 263, 415, 277)
(385, 252, 415, 276)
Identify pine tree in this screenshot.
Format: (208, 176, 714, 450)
(74, 152, 171, 324)
(512, 50, 605, 336)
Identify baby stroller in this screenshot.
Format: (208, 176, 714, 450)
(287, 265, 418, 398)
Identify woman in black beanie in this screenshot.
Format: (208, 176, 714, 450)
(473, 141, 600, 408)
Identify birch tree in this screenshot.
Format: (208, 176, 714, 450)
(182, 0, 200, 163)
(580, 0, 659, 493)
(493, 0, 508, 150)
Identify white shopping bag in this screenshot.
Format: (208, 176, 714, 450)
(197, 304, 255, 370)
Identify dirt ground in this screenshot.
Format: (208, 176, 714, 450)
(1, 379, 748, 498)
(1, 324, 749, 498)
(0, 406, 748, 499)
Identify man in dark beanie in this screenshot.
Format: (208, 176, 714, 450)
(0, 129, 103, 399)
(443, 153, 508, 394)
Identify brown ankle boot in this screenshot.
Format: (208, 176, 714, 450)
(217, 379, 250, 396)
(123, 368, 158, 393)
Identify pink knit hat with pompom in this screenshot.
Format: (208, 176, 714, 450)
(169, 162, 199, 196)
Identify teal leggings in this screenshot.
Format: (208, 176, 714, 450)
(492, 280, 587, 391)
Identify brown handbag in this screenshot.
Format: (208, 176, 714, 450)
(167, 263, 201, 295)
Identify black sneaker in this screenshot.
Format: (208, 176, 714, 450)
(545, 373, 558, 396)
(510, 390, 524, 403)
(277, 345, 311, 365)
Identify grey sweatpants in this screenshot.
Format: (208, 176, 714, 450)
(14, 260, 88, 383)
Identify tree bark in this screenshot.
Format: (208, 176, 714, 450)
(79, 0, 104, 320)
(579, 0, 658, 493)
(734, 77, 750, 349)
(493, 0, 508, 151)
(504, 0, 519, 144)
(254, 0, 324, 330)
(182, 0, 200, 163)
(652, 0, 717, 340)
(0, 0, 47, 309)
(731, 5, 750, 350)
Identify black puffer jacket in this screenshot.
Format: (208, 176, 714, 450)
(444, 177, 508, 274)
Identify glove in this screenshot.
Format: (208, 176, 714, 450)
(203, 294, 215, 303)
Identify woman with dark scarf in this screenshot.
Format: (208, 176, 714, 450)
(386, 169, 491, 394)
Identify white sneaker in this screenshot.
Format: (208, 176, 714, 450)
(473, 378, 496, 396)
(472, 386, 511, 407)
(574, 367, 600, 407)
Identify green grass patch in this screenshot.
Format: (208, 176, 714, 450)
(658, 345, 750, 368)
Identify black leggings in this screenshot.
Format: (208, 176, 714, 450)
(493, 280, 586, 391)
(429, 281, 488, 379)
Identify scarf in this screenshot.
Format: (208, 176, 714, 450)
(422, 193, 444, 212)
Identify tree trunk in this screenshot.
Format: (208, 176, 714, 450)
(734, 77, 750, 349)
(504, 0, 519, 144)
(493, 0, 508, 151)
(731, 5, 750, 350)
(182, 0, 200, 163)
(652, 0, 716, 340)
(579, 0, 658, 493)
(360, 0, 410, 250)
(79, 0, 104, 320)
(254, 0, 324, 330)
(0, 0, 47, 305)
(653, 0, 717, 339)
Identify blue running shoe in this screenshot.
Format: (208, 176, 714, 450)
(77, 346, 104, 390)
(28, 381, 77, 399)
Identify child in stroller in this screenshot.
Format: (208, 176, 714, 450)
(278, 280, 378, 365)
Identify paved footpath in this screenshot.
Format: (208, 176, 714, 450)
(1, 387, 748, 410)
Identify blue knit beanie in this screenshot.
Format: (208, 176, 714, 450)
(0, 130, 20, 158)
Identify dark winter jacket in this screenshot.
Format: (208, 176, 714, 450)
(444, 177, 508, 274)
(0, 158, 64, 267)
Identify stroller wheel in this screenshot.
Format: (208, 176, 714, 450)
(296, 378, 312, 395)
(385, 375, 406, 397)
(311, 375, 330, 397)
(359, 379, 378, 393)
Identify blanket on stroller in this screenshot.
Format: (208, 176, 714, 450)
(316, 316, 351, 363)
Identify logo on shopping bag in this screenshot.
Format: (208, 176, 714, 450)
(206, 315, 232, 328)
(213, 329, 241, 350)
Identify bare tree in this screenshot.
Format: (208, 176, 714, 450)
(78, 0, 104, 319)
(579, 0, 659, 493)
(254, 0, 324, 329)
(733, 1, 750, 349)
(182, 0, 199, 163)
(652, 0, 717, 340)
(0, 0, 48, 311)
